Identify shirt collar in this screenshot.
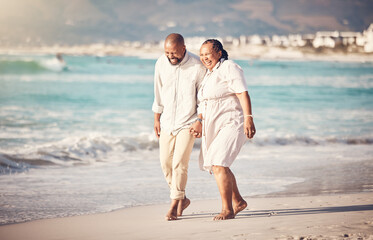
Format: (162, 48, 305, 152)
(168, 50, 189, 67)
(208, 58, 225, 73)
(179, 50, 189, 66)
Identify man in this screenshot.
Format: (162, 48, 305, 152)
(152, 33, 206, 221)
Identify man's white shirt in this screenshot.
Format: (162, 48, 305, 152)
(152, 51, 206, 135)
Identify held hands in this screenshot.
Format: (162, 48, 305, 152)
(189, 121, 202, 138)
(244, 116, 256, 139)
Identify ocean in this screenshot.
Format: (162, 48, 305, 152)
(0, 53, 372, 225)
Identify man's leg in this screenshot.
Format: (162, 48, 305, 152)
(159, 132, 178, 220)
(171, 129, 195, 216)
(159, 132, 176, 188)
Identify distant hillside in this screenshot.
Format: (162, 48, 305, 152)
(0, 0, 372, 46)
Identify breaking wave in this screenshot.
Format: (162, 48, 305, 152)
(1, 134, 371, 174)
(0, 57, 67, 74)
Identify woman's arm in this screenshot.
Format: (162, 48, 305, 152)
(235, 91, 256, 139)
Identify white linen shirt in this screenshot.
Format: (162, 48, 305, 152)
(152, 51, 206, 135)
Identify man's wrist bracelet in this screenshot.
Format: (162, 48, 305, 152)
(244, 115, 253, 118)
(196, 118, 202, 123)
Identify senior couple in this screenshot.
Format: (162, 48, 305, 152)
(152, 33, 256, 221)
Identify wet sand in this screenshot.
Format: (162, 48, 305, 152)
(0, 193, 372, 240)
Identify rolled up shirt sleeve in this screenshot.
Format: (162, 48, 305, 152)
(152, 60, 164, 114)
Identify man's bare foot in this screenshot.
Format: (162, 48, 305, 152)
(165, 200, 179, 221)
(165, 207, 178, 221)
(213, 210, 235, 220)
(177, 197, 191, 216)
(234, 199, 247, 215)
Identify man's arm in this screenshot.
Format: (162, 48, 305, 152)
(154, 113, 161, 138)
(152, 60, 163, 139)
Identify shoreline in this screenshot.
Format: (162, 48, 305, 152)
(3, 153, 373, 239)
(1, 46, 373, 63)
(2, 155, 372, 228)
(0, 192, 372, 240)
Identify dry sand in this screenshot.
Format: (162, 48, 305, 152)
(0, 193, 372, 240)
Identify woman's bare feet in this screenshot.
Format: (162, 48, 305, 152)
(177, 197, 191, 216)
(213, 210, 235, 220)
(234, 199, 247, 215)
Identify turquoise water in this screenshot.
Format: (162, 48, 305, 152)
(0, 54, 372, 224)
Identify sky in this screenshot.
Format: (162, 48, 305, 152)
(0, 0, 373, 46)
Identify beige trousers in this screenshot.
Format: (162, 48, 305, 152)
(159, 128, 195, 200)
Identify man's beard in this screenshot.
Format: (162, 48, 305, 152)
(167, 56, 182, 65)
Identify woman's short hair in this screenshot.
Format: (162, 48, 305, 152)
(202, 39, 228, 60)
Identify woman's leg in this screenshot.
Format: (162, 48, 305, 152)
(212, 166, 235, 220)
(228, 169, 248, 215)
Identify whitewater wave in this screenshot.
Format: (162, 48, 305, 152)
(39, 58, 67, 72)
(1, 134, 371, 174)
(0, 57, 67, 74)
(0, 134, 158, 173)
(256, 136, 373, 146)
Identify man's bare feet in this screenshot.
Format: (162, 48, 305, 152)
(213, 210, 235, 220)
(234, 199, 247, 215)
(177, 197, 191, 216)
(165, 207, 178, 221)
(165, 200, 179, 221)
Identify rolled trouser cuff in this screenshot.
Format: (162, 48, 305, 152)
(170, 190, 185, 200)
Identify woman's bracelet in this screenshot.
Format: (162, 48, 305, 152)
(244, 114, 253, 118)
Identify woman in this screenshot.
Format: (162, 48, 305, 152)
(191, 39, 256, 220)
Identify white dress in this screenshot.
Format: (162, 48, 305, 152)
(198, 59, 248, 172)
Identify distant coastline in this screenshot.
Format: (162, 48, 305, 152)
(1, 44, 373, 63)
(2, 24, 373, 62)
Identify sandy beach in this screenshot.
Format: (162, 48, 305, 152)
(0, 192, 372, 240)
